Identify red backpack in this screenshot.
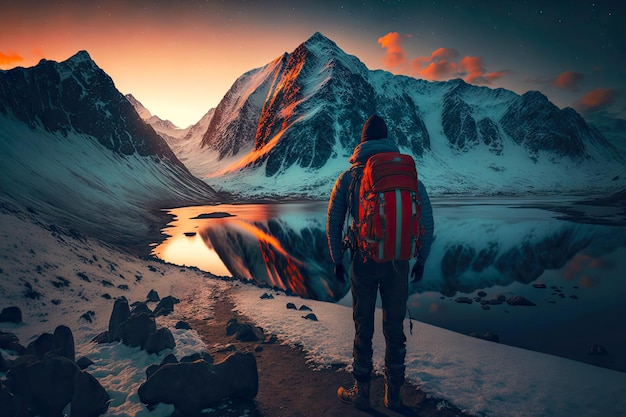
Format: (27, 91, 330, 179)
(350, 152, 424, 262)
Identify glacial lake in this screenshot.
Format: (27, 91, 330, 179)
(152, 197, 626, 373)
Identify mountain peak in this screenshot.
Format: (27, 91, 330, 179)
(306, 32, 334, 44)
(303, 32, 338, 50)
(70, 50, 93, 61)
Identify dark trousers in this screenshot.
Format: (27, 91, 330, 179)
(350, 251, 409, 383)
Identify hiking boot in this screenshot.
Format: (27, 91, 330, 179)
(337, 379, 370, 409)
(384, 379, 403, 411)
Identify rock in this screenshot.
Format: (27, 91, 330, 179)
(507, 295, 536, 306)
(80, 311, 95, 322)
(454, 297, 473, 304)
(477, 291, 487, 297)
(302, 313, 318, 321)
(76, 356, 94, 370)
(131, 301, 153, 316)
(0, 331, 24, 354)
(138, 352, 258, 414)
(146, 353, 179, 380)
(226, 318, 240, 336)
(91, 331, 110, 344)
(108, 297, 130, 342)
(175, 320, 191, 330)
(6, 354, 80, 417)
(53, 325, 75, 361)
(25, 332, 54, 357)
(120, 312, 156, 348)
(298, 305, 312, 311)
(161, 353, 179, 366)
(181, 351, 213, 364)
(144, 328, 176, 354)
(286, 302, 297, 310)
(71, 371, 110, 417)
(260, 292, 274, 299)
(147, 289, 160, 302)
(532, 282, 547, 289)
(0, 306, 22, 323)
(225, 318, 263, 342)
(154, 295, 179, 317)
(146, 364, 161, 380)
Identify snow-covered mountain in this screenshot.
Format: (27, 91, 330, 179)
(127, 94, 218, 178)
(586, 112, 626, 155)
(172, 32, 625, 198)
(0, 51, 219, 251)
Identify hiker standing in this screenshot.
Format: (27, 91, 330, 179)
(326, 114, 434, 411)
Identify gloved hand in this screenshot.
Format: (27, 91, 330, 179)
(334, 264, 347, 283)
(410, 261, 425, 283)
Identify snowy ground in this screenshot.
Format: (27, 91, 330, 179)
(1, 208, 626, 417)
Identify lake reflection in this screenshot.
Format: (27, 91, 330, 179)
(153, 202, 345, 301)
(153, 197, 626, 372)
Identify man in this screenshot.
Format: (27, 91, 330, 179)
(326, 114, 434, 410)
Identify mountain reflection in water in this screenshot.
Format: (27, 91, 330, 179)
(154, 198, 625, 301)
(153, 198, 626, 371)
(153, 202, 346, 301)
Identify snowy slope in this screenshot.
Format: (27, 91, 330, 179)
(169, 32, 625, 199)
(0, 53, 219, 251)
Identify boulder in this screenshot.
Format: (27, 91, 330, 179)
(70, 371, 110, 417)
(130, 301, 152, 316)
(76, 356, 94, 370)
(6, 354, 79, 417)
(175, 320, 191, 330)
(226, 318, 262, 342)
(147, 353, 179, 379)
(302, 313, 318, 321)
(147, 289, 160, 302)
(153, 295, 179, 317)
(53, 325, 75, 361)
(25, 332, 54, 357)
(144, 328, 175, 354)
(0, 306, 22, 323)
(180, 351, 213, 364)
(138, 352, 258, 414)
(120, 312, 156, 348)
(108, 297, 130, 342)
(0, 331, 24, 354)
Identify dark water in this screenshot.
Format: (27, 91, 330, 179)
(152, 197, 626, 372)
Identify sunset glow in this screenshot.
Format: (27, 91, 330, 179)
(1, 1, 623, 126)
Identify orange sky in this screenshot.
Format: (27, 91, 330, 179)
(1, 1, 623, 127)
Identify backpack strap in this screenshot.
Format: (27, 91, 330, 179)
(347, 163, 364, 221)
(343, 163, 364, 253)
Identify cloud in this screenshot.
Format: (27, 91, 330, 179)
(574, 88, 617, 113)
(377, 32, 408, 70)
(378, 32, 508, 85)
(0, 50, 23, 66)
(553, 71, 584, 91)
(459, 56, 511, 84)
